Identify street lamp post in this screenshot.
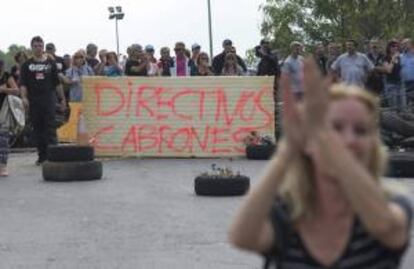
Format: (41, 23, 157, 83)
(207, 0, 213, 59)
(108, 6, 125, 56)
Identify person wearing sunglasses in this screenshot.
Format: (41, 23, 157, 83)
(59, 50, 94, 102)
(191, 52, 214, 76)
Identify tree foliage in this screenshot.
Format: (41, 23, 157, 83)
(0, 44, 30, 70)
(260, 0, 414, 56)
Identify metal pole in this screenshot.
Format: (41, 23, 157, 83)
(115, 18, 120, 56)
(207, 0, 213, 59)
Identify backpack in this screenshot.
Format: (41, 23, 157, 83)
(0, 95, 25, 136)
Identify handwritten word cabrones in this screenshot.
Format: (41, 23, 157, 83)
(83, 77, 275, 157)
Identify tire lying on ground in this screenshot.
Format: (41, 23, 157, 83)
(43, 161, 103, 182)
(47, 145, 95, 162)
(194, 175, 250, 196)
(387, 151, 414, 178)
(246, 144, 276, 160)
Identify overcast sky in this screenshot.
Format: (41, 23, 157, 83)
(0, 0, 265, 58)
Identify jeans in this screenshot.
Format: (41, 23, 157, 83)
(384, 83, 406, 111)
(405, 81, 414, 106)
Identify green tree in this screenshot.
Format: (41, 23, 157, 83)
(260, 0, 414, 57)
(0, 44, 30, 70)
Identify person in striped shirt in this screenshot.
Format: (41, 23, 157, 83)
(229, 58, 412, 269)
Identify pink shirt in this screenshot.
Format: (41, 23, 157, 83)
(176, 56, 186, 76)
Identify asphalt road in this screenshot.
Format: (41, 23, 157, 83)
(1, 153, 413, 269)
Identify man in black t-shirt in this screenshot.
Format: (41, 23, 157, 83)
(20, 36, 67, 165)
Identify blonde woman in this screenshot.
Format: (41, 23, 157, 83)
(221, 53, 244, 76)
(229, 58, 412, 268)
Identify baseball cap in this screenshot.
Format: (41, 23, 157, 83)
(223, 39, 233, 46)
(145, 45, 155, 52)
(191, 43, 201, 51)
(46, 43, 55, 50)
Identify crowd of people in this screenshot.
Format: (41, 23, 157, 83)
(0, 34, 413, 268)
(0, 36, 414, 171)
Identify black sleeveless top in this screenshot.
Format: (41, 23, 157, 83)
(264, 196, 412, 269)
(0, 71, 10, 108)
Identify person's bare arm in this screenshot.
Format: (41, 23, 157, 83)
(302, 58, 410, 250)
(229, 74, 304, 253)
(0, 76, 19, 95)
(228, 142, 295, 253)
(312, 131, 409, 249)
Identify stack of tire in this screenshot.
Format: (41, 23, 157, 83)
(43, 145, 103, 182)
(387, 151, 414, 178)
(246, 144, 276, 160)
(194, 175, 250, 196)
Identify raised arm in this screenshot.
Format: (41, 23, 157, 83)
(302, 58, 410, 250)
(229, 74, 304, 253)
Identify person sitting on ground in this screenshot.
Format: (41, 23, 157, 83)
(103, 52, 123, 77)
(191, 52, 214, 76)
(229, 58, 412, 269)
(0, 59, 20, 176)
(221, 53, 244, 76)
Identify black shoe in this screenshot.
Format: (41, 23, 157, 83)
(35, 159, 46, 166)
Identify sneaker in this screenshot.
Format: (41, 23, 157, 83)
(0, 166, 8, 177)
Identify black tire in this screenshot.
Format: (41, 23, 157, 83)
(47, 145, 95, 162)
(401, 137, 414, 149)
(387, 152, 414, 178)
(381, 111, 414, 137)
(194, 175, 250, 196)
(246, 144, 276, 160)
(43, 161, 103, 182)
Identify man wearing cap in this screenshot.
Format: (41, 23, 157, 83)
(45, 43, 66, 74)
(145, 45, 157, 64)
(331, 39, 374, 86)
(191, 43, 201, 63)
(212, 39, 247, 75)
(255, 39, 280, 76)
(20, 36, 67, 165)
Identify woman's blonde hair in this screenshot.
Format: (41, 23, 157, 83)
(277, 83, 389, 220)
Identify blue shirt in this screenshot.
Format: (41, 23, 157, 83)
(400, 52, 414, 82)
(331, 52, 374, 86)
(104, 65, 123, 77)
